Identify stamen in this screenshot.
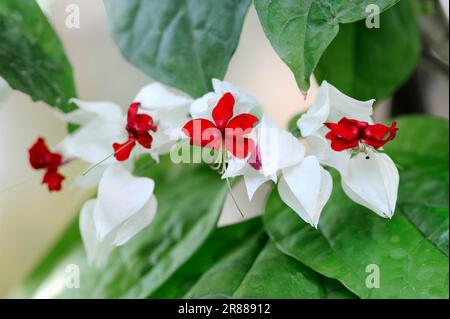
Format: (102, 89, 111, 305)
(81, 139, 134, 176)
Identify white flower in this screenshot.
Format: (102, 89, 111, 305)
(297, 80, 399, 218)
(79, 164, 157, 266)
(190, 78, 258, 120)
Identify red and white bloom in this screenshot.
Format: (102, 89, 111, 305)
(28, 137, 65, 191)
(297, 81, 399, 218)
(57, 83, 191, 186)
(134, 83, 192, 160)
(112, 102, 157, 161)
(79, 164, 157, 266)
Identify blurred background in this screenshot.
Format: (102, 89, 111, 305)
(0, 0, 448, 297)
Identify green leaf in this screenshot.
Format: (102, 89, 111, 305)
(315, 0, 420, 101)
(151, 217, 263, 299)
(384, 116, 449, 255)
(233, 242, 356, 299)
(185, 229, 267, 298)
(103, 0, 251, 98)
(186, 226, 355, 299)
(254, 0, 399, 93)
(264, 115, 449, 298)
(16, 156, 227, 298)
(0, 0, 77, 112)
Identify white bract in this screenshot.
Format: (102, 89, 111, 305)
(58, 99, 127, 165)
(297, 81, 399, 218)
(190, 78, 258, 120)
(79, 164, 157, 266)
(134, 82, 192, 160)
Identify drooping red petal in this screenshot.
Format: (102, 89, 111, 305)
(133, 113, 157, 133)
(28, 137, 54, 169)
(126, 102, 140, 128)
(212, 92, 235, 130)
(113, 138, 136, 161)
(42, 170, 65, 192)
(325, 131, 359, 152)
(224, 135, 255, 159)
(182, 119, 222, 148)
(362, 122, 398, 149)
(136, 131, 153, 149)
(225, 113, 259, 136)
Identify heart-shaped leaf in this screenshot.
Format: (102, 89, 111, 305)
(103, 0, 251, 98)
(315, 0, 420, 101)
(185, 226, 355, 299)
(254, 0, 400, 93)
(0, 0, 76, 112)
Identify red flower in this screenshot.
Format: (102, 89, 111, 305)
(113, 102, 157, 161)
(28, 137, 65, 191)
(182, 93, 259, 159)
(325, 118, 398, 152)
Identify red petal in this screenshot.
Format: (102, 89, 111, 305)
(324, 119, 360, 141)
(137, 132, 153, 149)
(325, 132, 359, 152)
(362, 122, 398, 149)
(47, 153, 63, 171)
(134, 113, 157, 133)
(126, 102, 140, 127)
(225, 135, 255, 159)
(28, 137, 53, 169)
(113, 139, 136, 161)
(226, 113, 259, 136)
(182, 119, 222, 148)
(212, 92, 235, 130)
(42, 170, 65, 192)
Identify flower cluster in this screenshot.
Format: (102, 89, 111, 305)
(27, 79, 399, 265)
(185, 80, 399, 227)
